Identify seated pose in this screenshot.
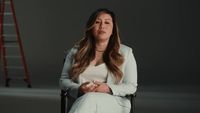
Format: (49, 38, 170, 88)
(60, 8, 138, 113)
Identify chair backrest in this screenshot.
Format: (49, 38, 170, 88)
(60, 89, 136, 113)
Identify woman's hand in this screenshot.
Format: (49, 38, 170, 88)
(79, 82, 97, 93)
(93, 81, 111, 94)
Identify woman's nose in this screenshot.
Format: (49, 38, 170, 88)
(99, 23, 104, 29)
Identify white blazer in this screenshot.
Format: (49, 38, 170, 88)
(60, 44, 138, 107)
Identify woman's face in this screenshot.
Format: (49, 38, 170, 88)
(92, 12, 113, 42)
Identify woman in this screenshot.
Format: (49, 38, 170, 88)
(60, 8, 137, 113)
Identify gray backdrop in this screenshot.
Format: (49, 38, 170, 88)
(0, 0, 199, 89)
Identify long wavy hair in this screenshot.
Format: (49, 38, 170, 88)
(70, 8, 124, 83)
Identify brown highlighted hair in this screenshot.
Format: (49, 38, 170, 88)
(70, 8, 124, 83)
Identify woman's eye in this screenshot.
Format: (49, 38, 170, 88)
(105, 21, 110, 24)
(95, 21, 100, 24)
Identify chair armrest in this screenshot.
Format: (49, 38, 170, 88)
(125, 93, 136, 99)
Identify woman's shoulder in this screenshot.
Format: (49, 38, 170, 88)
(65, 45, 79, 57)
(119, 44, 135, 60)
(71, 45, 79, 52)
(120, 44, 133, 53)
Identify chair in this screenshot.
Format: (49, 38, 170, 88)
(60, 89, 136, 113)
(60, 50, 137, 113)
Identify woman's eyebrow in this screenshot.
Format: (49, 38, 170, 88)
(96, 18, 112, 21)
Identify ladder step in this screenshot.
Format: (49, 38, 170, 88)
(3, 45, 18, 48)
(6, 66, 24, 69)
(5, 1, 11, 4)
(0, 12, 13, 15)
(4, 40, 18, 43)
(2, 23, 15, 26)
(3, 34, 17, 37)
(5, 56, 21, 58)
(8, 77, 26, 80)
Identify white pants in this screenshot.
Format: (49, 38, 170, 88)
(69, 92, 131, 113)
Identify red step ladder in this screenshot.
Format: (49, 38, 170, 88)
(0, 0, 31, 87)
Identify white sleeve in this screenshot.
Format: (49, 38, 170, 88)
(107, 48, 138, 96)
(59, 48, 80, 99)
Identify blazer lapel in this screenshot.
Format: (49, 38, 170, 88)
(106, 71, 116, 84)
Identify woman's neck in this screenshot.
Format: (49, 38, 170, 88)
(95, 41, 108, 52)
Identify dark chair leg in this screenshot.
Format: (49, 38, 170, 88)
(61, 90, 66, 113)
(130, 96, 133, 113)
(131, 94, 136, 113)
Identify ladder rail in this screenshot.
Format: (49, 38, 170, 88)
(0, 0, 5, 58)
(1, 0, 10, 85)
(0, 0, 3, 58)
(10, 0, 31, 83)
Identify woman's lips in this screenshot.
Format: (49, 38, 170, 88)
(98, 30, 106, 34)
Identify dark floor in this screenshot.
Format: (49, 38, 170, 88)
(0, 86, 199, 113)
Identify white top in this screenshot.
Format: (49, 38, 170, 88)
(78, 63, 108, 84)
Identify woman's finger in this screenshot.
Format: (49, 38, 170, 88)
(93, 80, 102, 85)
